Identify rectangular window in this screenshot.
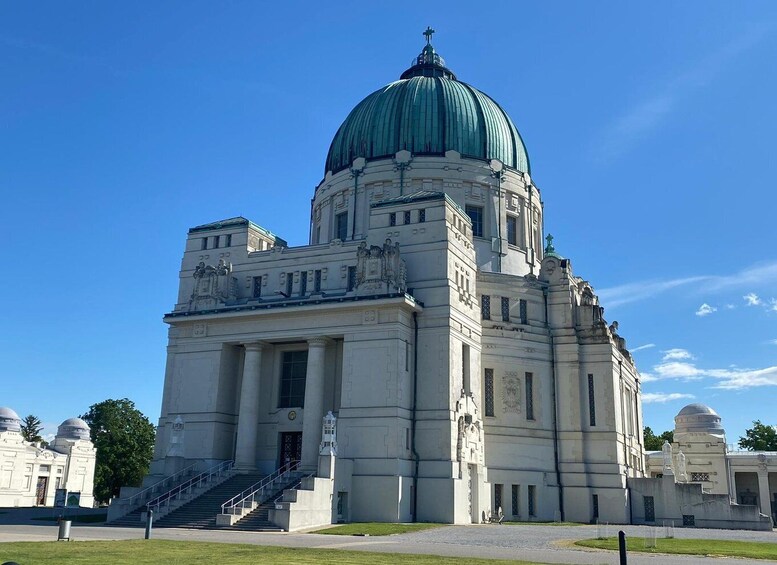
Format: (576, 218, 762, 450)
(644, 495, 655, 522)
(511, 485, 520, 517)
(299, 272, 307, 296)
(519, 299, 528, 324)
(481, 295, 491, 320)
(418, 209, 426, 223)
(316, 225, 321, 244)
(200, 237, 208, 250)
(501, 296, 510, 322)
(347, 266, 357, 291)
(404, 210, 411, 224)
(252, 276, 262, 298)
(335, 212, 348, 240)
(506, 215, 518, 246)
(462, 343, 471, 394)
(389, 212, 396, 226)
(286, 272, 294, 297)
(588, 374, 596, 426)
(314, 270, 322, 292)
(405, 341, 410, 372)
(690, 472, 710, 482)
(528, 485, 536, 517)
(484, 368, 495, 417)
(494, 483, 503, 513)
(225, 234, 232, 247)
(279, 350, 308, 408)
(213, 235, 219, 248)
(465, 205, 483, 237)
(592, 494, 599, 519)
(405, 428, 411, 450)
(525, 372, 534, 420)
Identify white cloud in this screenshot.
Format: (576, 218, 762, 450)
(597, 260, 777, 309)
(662, 348, 694, 361)
(654, 362, 704, 380)
(631, 343, 656, 352)
(639, 372, 657, 383)
(642, 392, 695, 404)
(725, 304, 736, 310)
(769, 339, 777, 346)
(769, 299, 777, 313)
(744, 293, 762, 306)
(696, 303, 717, 316)
(708, 366, 777, 389)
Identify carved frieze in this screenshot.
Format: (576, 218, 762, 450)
(189, 259, 238, 311)
(354, 238, 407, 295)
(502, 372, 521, 414)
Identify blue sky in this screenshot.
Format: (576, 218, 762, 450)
(2, 1, 775, 444)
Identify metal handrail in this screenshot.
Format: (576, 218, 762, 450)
(147, 460, 234, 513)
(220, 460, 300, 515)
(125, 462, 199, 507)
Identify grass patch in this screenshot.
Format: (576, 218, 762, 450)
(576, 537, 777, 560)
(313, 522, 444, 536)
(0, 539, 546, 564)
(31, 514, 107, 523)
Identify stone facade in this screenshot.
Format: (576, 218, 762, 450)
(0, 409, 96, 507)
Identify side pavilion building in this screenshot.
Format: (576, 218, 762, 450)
(141, 32, 646, 526)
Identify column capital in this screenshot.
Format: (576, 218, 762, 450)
(307, 336, 332, 347)
(242, 341, 267, 352)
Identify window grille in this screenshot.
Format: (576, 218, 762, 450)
(501, 297, 510, 322)
(252, 276, 262, 298)
(588, 374, 596, 426)
(481, 295, 491, 320)
(279, 350, 308, 408)
(465, 205, 483, 237)
(525, 372, 534, 420)
(484, 369, 495, 417)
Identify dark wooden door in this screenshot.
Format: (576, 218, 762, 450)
(279, 432, 302, 467)
(35, 476, 48, 505)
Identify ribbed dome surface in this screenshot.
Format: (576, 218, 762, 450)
(325, 73, 530, 174)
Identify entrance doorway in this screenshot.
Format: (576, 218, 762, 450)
(279, 432, 302, 467)
(35, 476, 48, 506)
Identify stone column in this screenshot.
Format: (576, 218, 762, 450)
(301, 337, 329, 469)
(757, 469, 771, 518)
(234, 342, 265, 470)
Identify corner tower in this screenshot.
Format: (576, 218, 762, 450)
(312, 30, 543, 276)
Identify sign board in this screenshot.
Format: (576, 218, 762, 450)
(54, 489, 67, 508)
(66, 491, 81, 508)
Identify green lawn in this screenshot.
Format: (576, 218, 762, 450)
(31, 513, 107, 523)
(313, 522, 444, 536)
(0, 539, 547, 564)
(576, 537, 777, 560)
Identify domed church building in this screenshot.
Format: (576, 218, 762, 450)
(114, 31, 649, 529)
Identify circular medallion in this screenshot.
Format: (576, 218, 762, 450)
(288, 410, 297, 421)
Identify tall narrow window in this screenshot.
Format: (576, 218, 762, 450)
(279, 350, 308, 408)
(418, 209, 426, 223)
(404, 210, 411, 224)
(506, 215, 518, 246)
(316, 226, 321, 244)
(465, 205, 483, 237)
(252, 276, 262, 298)
(225, 234, 232, 247)
(389, 212, 396, 226)
(286, 272, 294, 297)
(200, 237, 208, 250)
(525, 372, 534, 420)
(347, 266, 357, 291)
(314, 269, 322, 292)
(519, 299, 528, 324)
(588, 374, 596, 426)
(481, 295, 491, 320)
(484, 369, 495, 417)
(511, 485, 520, 517)
(494, 484, 503, 513)
(501, 297, 510, 322)
(299, 272, 307, 296)
(592, 494, 599, 520)
(213, 235, 220, 248)
(462, 344, 471, 394)
(335, 212, 348, 240)
(528, 485, 536, 517)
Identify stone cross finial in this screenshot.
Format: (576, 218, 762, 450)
(545, 234, 555, 253)
(423, 26, 435, 44)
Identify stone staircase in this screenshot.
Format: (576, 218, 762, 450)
(152, 473, 265, 529)
(220, 473, 306, 531)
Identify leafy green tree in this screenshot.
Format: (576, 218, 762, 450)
(20, 414, 46, 445)
(80, 398, 155, 503)
(643, 426, 674, 451)
(738, 420, 777, 451)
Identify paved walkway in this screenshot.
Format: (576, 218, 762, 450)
(0, 515, 774, 565)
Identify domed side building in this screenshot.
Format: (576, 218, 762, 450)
(0, 409, 96, 507)
(111, 31, 647, 528)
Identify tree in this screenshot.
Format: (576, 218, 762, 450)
(20, 414, 46, 445)
(80, 398, 155, 504)
(738, 420, 777, 451)
(643, 426, 674, 451)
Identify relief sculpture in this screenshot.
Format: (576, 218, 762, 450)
(189, 259, 238, 311)
(354, 238, 407, 295)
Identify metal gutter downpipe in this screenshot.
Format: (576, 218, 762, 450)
(543, 286, 564, 521)
(411, 311, 420, 522)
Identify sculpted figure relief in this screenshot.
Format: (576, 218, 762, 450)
(189, 259, 237, 311)
(353, 238, 407, 295)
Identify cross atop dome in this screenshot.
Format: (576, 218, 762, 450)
(423, 26, 435, 45)
(400, 26, 456, 81)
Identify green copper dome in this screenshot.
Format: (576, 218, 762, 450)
(325, 31, 530, 175)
